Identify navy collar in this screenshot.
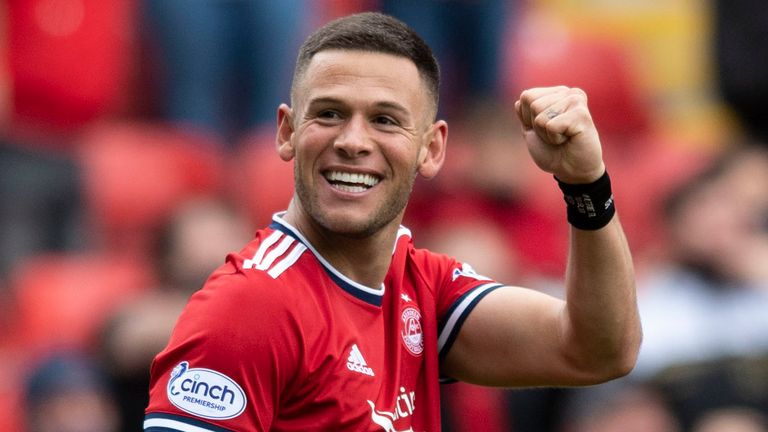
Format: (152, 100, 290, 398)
(269, 212, 412, 307)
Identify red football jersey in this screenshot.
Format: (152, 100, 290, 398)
(145, 213, 502, 431)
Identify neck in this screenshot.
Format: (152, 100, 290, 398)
(281, 202, 401, 288)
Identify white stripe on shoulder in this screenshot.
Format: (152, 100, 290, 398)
(267, 242, 307, 279)
(272, 214, 385, 297)
(438, 283, 501, 352)
(144, 417, 216, 432)
(256, 235, 295, 270)
(243, 230, 284, 270)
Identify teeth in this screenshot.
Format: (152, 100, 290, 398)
(334, 184, 368, 193)
(325, 171, 380, 188)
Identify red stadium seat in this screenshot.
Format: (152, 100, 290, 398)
(503, 17, 651, 140)
(77, 122, 225, 254)
(7, 0, 137, 132)
(9, 253, 153, 353)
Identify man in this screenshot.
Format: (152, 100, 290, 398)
(144, 12, 641, 432)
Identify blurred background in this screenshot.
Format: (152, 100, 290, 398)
(1, 0, 767, 431)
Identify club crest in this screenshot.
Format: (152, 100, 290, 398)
(400, 307, 424, 356)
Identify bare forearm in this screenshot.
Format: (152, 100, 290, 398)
(443, 86, 644, 387)
(561, 214, 642, 382)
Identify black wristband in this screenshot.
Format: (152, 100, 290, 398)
(556, 171, 616, 230)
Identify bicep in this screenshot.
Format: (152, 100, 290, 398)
(441, 286, 583, 387)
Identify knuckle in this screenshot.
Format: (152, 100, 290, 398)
(570, 87, 588, 100)
(534, 115, 549, 129)
(529, 98, 548, 115)
(519, 88, 534, 101)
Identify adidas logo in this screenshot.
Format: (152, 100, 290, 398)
(346, 344, 375, 377)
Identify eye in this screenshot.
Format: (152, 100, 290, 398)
(318, 110, 342, 120)
(373, 115, 398, 127)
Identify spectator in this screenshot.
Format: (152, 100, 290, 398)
(561, 380, 681, 432)
(693, 407, 768, 432)
(24, 351, 119, 432)
(625, 142, 768, 430)
(100, 196, 253, 431)
(637, 143, 768, 378)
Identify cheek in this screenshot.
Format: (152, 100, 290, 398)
(292, 129, 328, 164)
(382, 137, 422, 169)
(300, 125, 339, 156)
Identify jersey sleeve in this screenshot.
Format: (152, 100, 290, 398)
(144, 260, 300, 432)
(414, 250, 504, 362)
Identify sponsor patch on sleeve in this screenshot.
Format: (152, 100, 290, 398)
(451, 263, 492, 282)
(166, 361, 247, 420)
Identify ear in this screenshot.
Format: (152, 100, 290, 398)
(417, 120, 448, 179)
(276, 104, 295, 161)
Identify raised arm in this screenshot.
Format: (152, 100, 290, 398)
(442, 87, 642, 387)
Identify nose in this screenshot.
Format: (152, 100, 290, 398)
(333, 114, 372, 158)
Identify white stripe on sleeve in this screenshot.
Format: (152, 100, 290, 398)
(143, 417, 217, 432)
(438, 283, 502, 353)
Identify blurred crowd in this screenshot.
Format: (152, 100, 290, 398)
(1, 0, 767, 431)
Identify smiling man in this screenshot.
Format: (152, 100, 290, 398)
(144, 12, 641, 432)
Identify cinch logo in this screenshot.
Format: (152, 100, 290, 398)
(166, 361, 247, 420)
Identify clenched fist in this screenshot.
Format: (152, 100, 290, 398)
(515, 86, 606, 184)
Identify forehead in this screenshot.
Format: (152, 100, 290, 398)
(296, 50, 430, 114)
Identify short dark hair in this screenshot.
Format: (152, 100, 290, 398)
(291, 12, 440, 116)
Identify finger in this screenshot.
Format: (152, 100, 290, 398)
(518, 86, 566, 129)
(543, 111, 572, 145)
(514, 100, 530, 130)
(529, 89, 572, 120)
(527, 86, 586, 115)
(541, 106, 592, 144)
(519, 85, 570, 103)
(533, 99, 572, 145)
(516, 98, 533, 130)
(533, 91, 589, 144)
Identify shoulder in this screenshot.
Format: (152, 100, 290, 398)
(171, 229, 316, 345)
(155, 251, 309, 388)
(400, 237, 471, 288)
(396, 227, 451, 272)
(395, 230, 498, 306)
(198, 256, 313, 320)
(235, 225, 310, 279)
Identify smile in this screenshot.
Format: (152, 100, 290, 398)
(323, 170, 381, 193)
